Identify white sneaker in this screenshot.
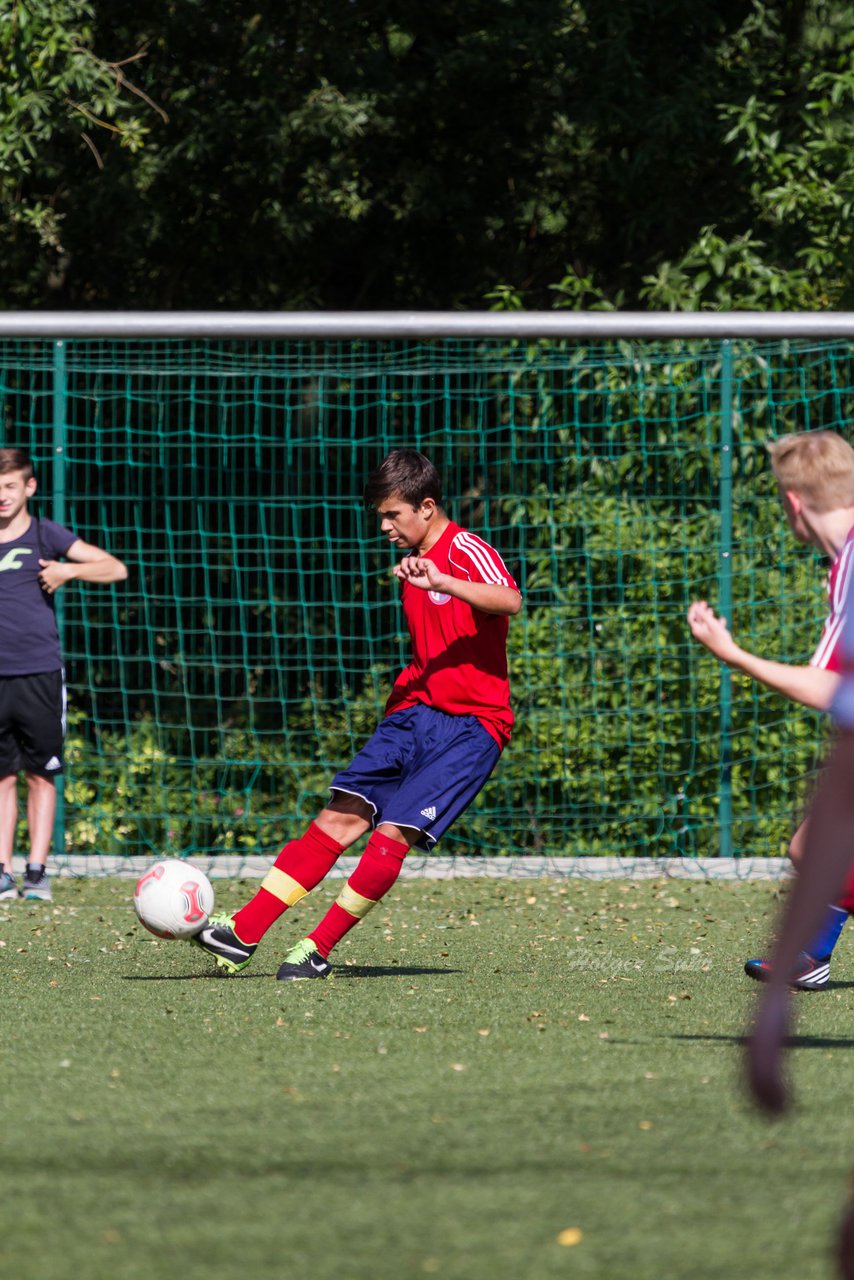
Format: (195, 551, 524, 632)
(20, 868, 52, 902)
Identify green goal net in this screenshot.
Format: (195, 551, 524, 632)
(0, 334, 845, 870)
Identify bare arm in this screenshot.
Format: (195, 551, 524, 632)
(38, 538, 128, 594)
(687, 599, 838, 711)
(393, 556, 522, 616)
(747, 729, 854, 1113)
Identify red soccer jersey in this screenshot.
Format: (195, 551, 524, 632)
(384, 520, 520, 748)
(810, 524, 854, 673)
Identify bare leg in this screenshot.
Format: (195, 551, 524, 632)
(747, 733, 854, 1112)
(0, 773, 18, 870)
(313, 792, 422, 852)
(24, 772, 56, 866)
(788, 814, 808, 868)
(375, 820, 420, 847)
(313, 791, 375, 848)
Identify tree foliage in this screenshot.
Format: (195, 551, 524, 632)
(2, 0, 853, 310)
(0, 0, 158, 290)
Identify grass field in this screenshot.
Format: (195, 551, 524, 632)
(1, 875, 852, 1280)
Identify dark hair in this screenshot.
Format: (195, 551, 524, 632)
(363, 449, 443, 510)
(0, 448, 34, 481)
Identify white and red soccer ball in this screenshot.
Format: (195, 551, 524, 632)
(133, 860, 214, 940)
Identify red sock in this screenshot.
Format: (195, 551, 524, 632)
(232, 822, 344, 944)
(838, 863, 854, 916)
(309, 830, 409, 957)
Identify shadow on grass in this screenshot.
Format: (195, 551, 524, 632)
(333, 964, 463, 979)
(673, 1033, 854, 1049)
(123, 965, 463, 982)
(123, 971, 278, 981)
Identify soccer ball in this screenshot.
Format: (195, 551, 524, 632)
(133, 860, 215, 940)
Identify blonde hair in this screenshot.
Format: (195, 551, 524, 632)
(766, 431, 854, 512)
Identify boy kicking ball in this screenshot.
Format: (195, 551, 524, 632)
(688, 430, 854, 990)
(193, 449, 521, 978)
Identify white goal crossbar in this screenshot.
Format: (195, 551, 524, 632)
(1, 310, 854, 340)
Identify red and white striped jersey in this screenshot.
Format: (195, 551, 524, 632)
(385, 521, 520, 748)
(810, 524, 854, 672)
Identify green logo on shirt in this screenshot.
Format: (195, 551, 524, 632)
(0, 548, 33, 572)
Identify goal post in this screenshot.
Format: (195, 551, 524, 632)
(1, 311, 852, 871)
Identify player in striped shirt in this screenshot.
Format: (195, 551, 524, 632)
(688, 430, 854, 990)
(747, 483, 854, 1280)
(194, 449, 522, 978)
(748, 578, 854, 1114)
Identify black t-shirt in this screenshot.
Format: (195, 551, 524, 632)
(0, 517, 76, 674)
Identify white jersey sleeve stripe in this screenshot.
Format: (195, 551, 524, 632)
(460, 532, 514, 586)
(831, 586, 854, 725)
(452, 532, 502, 582)
(450, 531, 511, 586)
(812, 614, 844, 669)
(449, 533, 499, 583)
(834, 541, 854, 614)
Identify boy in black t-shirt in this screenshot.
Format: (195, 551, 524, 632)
(0, 449, 127, 900)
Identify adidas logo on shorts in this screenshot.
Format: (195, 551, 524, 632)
(420, 805, 437, 822)
(44, 756, 62, 771)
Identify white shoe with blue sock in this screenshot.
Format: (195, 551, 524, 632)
(744, 903, 847, 991)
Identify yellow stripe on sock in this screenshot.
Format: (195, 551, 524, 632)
(261, 866, 309, 907)
(336, 882, 377, 920)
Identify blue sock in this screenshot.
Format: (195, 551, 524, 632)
(806, 904, 848, 960)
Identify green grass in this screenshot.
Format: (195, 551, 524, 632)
(1, 875, 852, 1280)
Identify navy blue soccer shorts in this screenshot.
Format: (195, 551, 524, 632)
(330, 704, 501, 849)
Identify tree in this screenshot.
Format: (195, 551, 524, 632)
(2, 0, 853, 310)
(0, 0, 159, 300)
(637, 1, 854, 310)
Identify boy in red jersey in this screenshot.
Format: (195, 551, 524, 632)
(194, 449, 522, 978)
(688, 430, 854, 990)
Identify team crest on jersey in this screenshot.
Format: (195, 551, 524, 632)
(428, 590, 451, 605)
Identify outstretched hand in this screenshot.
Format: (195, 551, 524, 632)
(687, 600, 739, 662)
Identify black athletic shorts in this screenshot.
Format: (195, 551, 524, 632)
(0, 670, 66, 778)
